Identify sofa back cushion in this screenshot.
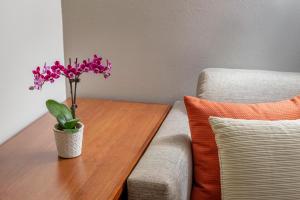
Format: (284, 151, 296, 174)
(184, 95, 300, 200)
(197, 68, 300, 103)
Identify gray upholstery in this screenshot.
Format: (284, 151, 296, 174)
(197, 68, 300, 103)
(127, 68, 300, 200)
(127, 101, 192, 200)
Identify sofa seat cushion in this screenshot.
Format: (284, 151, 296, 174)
(184, 95, 300, 200)
(209, 117, 300, 200)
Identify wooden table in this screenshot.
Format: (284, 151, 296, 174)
(0, 99, 170, 200)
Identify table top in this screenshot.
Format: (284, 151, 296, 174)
(0, 98, 170, 200)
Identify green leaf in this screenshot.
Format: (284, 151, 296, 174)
(46, 99, 73, 121)
(63, 128, 79, 133)
(60, 104, 73, 121)
(56, 114, 67, 127)
(46, 99, 61, 117)
(64, 119, 80, 129)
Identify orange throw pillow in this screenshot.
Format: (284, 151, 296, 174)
(184, 95, 300, 200)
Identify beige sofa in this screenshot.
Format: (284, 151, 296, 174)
(127, 68, 300, 200)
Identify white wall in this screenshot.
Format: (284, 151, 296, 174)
(62, 0, 300, 104)
(0, 0, 66, 144)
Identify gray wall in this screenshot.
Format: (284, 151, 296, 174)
(62, 0, 300, 104)
(0, 0, 66, 144)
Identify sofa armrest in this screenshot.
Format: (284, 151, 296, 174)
(127, 101, 192, 200)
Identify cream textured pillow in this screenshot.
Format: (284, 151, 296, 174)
(209, 117, 300, 200)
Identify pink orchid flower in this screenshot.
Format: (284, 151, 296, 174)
(29, 54, 112, 90)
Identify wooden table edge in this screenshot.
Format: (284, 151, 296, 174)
(112, 104, 171, 200)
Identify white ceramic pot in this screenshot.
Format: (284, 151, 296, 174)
(53, 123, 84, 158)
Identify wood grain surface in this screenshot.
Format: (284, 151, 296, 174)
(0, 98, 170, 200)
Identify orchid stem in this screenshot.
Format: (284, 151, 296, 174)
(74, 77, 78, 114)
(68, 57, 76, 118)
(69, 79, 75, 119)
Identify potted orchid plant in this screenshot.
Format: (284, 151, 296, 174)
(30, 54, 112, 158)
